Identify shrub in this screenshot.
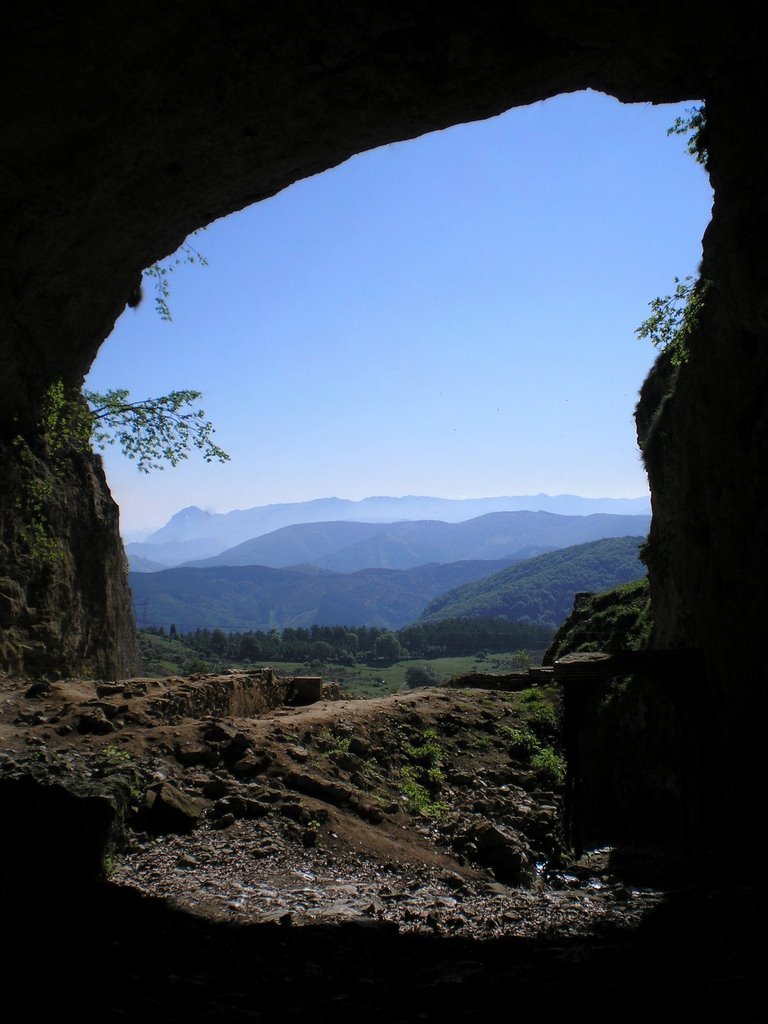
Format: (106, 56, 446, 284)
(531, 747, 566, 787)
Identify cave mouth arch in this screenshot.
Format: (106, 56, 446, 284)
(2, 10, 766, 1016)
(2, 3, 767, 887)
(87, 90, 712, 540)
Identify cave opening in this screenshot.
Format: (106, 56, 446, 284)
(87, 90, 712, 542)
(2, 8, 765, 1015)
(70, 88, 716, 932)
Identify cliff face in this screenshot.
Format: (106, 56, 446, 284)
(635, 79, 768, 861)
(0, 437, 138, 679)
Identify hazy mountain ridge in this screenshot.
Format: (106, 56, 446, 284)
(129, 537, 648, 633)
(127, 494, 651, 568)
(181, 511, 651, 573)
(129, 557, 523, 633)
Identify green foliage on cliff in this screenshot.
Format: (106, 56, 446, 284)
(667, 103, 708, 165)
(544, 577, 652, 663)
(143, 234, 208, 321)
(636, 104, 711, 367)
(8, 437, 62, 566)
(7, 379, 229, 569)
(43, 381, 93, 459)
(635, 276, 712, 367)
(5, 381, 91, 567)
(36, 381, 229, 473)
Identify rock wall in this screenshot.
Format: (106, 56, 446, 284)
(637, 78, 768, 865)
(0, 436, 138, 679)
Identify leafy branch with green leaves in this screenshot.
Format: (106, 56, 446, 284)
(142, 235, 208, 321)
(635, 275, 712, 366)
(84, 388, 230, 473)
(667, 103, 708, 166)
(636, 103, 712, 365)
(83, 231, 228, 472)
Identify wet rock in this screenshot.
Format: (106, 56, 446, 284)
(76, 709, 115, 735)
(348, 736, 370, 757)
(202, 778, 230, 798)
(17, 710, 46, 726)
(211, 813, 236, 830)
(251, 841, 281, 859)
(330, 750, 361, 772)
(442, 872, 468, 891)
(96, 683, 124, 698)
(141, 782, 204, 834)
(281, 802, 306, 822)
(242, 799, 271, 818)
(202, 721, 237, 744)
(212, 795, 249, 819)
(462, 821, 532, 884)
(252, 787, 282, 802)
(25, 681, 52, 699)
(175, 744, 214, 767)
(223, 732, 253, 762)
(284, 771, 353, 807)
(359, 803, 385, 824)
(230, 752, 272, 776)
(450, 771, 475, 787)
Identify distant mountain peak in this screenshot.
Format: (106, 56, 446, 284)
(134, 494, 652, 566)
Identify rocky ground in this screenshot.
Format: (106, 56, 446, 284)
(0, 671, 762, 1021)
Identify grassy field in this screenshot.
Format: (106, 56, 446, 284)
(137, 632, 547, 698)
(313, 651, 548, 697)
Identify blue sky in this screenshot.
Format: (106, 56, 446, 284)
(86, 90, 713, 537)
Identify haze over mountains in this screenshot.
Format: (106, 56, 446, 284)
(182, 511, 650, 573)
(130, 558, 522, 633)
(126, 494, 651, 569)
(129, 536, 646, 633)
(127, 495, 650, 633)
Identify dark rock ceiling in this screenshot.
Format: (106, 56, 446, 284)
(0, 2, 753, 426)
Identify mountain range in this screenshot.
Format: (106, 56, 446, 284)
(182, 510, 650, 573)
(129, 557, 521, 633)
(126, 493, 651, 568)
(129, 536, 646, 633)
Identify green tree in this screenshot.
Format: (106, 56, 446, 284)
(84, 387, 229, 472)
(374, 632, 403, 664)
(514, 649, 532, 671)
(210, 628, 228, 655)
(311, 640, 333, 662)
(405, 664, 439, 688)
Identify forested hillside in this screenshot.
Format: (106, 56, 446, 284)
(420, 536, 646, 627)
(129, 558, 519, 633)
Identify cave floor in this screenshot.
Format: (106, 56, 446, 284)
(1, 675, 763, 1021)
